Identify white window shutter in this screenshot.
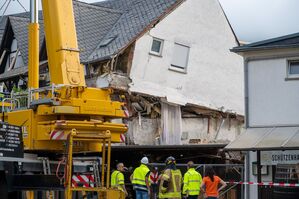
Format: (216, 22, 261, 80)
(171, 43, 190, 69)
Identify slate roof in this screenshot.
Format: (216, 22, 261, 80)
(72, 1, 122, 62)
(93, 0, 136, 12)
(232, 32, 299, 52)
(0, 0, 182, 66)
(9, 16, 45, 66)
(0, 16, 8, 46)
(89, 0, 182, 62)
(0, 11, 44, 45)
(0, 1, 122, 65)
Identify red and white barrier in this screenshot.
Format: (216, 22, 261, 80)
(120, 134, 126, 143)
(226, 181, 299, 187)
(50, 130, 66, 140)
(72, 174, 95, 188)
(122, 105, 129, 118)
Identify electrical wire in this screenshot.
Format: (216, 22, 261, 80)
(0, 0, 10, 15)
(0, 0, 28, 25)
(56, 157, 66, 184)
(0, 0, 11, 25)
(16, 0, 28, 12)
(0, 0, 9, 12)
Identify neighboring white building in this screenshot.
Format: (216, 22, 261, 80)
(228, 33, 299, 199)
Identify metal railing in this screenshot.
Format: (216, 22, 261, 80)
(145, 163, 244, 199)
(28, 84, 65, 106)
(1, 84, 66, 112)
(11, 91, 27, 108)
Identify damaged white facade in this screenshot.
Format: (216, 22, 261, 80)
(125, 0, 244, 145)
(0, 0, 245, 146)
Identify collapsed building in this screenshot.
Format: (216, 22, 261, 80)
(0, 0, 244, 163)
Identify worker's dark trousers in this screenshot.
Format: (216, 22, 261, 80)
(150, 184, 158, 199)
(187, 196, 198, 199)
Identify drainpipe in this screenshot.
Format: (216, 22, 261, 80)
(244, 151, 250, 199)
(257, 150, 262, 199)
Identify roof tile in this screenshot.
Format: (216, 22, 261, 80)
(1, 0, 181, 65)
(88, 0, 181, 62)
(0, 1, 122, 64)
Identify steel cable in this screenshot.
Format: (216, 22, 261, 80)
(0, 0, 9, 11)
(16, 0, 28, 12)
(0, 0, 11, 24)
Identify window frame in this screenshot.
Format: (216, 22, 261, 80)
(169, 42, 190, 73)
(149, 37, 164, 57)
(286, 59, 299, 80)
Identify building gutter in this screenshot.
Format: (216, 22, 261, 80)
(110, 144, 227, 151)
(83, 55, 112, 65)
(231, 44, 299, 53)
(244, 58, 249, 128)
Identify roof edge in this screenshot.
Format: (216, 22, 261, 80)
(246, 32, 299, 48)
(231, 43, 299, 53)
(217, 0, 240, 46)
(231, 32, 299, 53)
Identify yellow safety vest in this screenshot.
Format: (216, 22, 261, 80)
(182, 168, 202, 196)
(111, 170, 125, 191)
(132, 164, 150, 191)
(159, 169, 182, 198)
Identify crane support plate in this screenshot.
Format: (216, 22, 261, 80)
(0, 122, 24, 158)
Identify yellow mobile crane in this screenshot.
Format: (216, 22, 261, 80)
(1, 0, 127, 198)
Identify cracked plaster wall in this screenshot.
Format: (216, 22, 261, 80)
(126, 116, 243, 145)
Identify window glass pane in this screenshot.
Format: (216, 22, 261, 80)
(289, 62, 299, 74)
(151, 39, 161, 53)
(171, 43, 190, 69)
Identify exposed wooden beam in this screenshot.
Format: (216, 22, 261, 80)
(0, 49, 7, 66)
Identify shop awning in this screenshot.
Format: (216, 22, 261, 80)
(111, 143, 227, 151)
(225, 127, 299, 151)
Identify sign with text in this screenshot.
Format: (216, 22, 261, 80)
(0, 123, 23, 158)
(261, 150, 299, 165)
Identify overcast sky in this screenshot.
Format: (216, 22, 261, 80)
(2, 0, 299, 43)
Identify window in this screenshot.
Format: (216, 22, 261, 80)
(170, 43, 190, 73)
(287, 60, 299, 79)
(150, 38, 163, 56)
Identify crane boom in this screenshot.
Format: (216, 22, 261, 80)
(1, 0, 127, 198)
(42, 0, 85, 86)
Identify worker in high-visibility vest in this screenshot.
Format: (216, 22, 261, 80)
(182, 161, 202, 199)
(159, 156, 182, 199)
(111, 162, 128, 197)
(130, 157, 150, 199)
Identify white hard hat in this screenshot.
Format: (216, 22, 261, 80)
(141, 157, 149, 164)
